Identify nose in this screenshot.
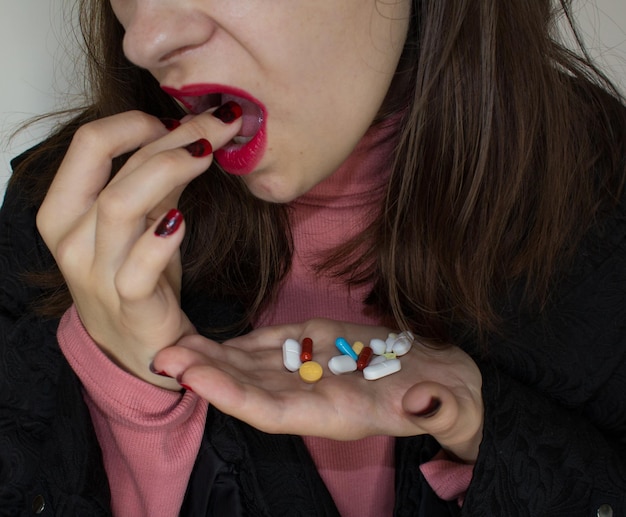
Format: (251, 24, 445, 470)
(121, 3, 217, 69)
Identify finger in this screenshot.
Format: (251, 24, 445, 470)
(223, 324, 307, 352)
(402, 382, 481, 462)
(161, 334, 283, 375)
(92, 114, 242, 269)
(91, 144, 209, 270)
(154, 343, 276, 410)
(37, 111, 168, 246)
(114, 209, 186, 302)
(109, 104, 242, 186)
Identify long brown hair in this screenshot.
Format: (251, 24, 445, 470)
(383, 0, 626, 341)
(10, 0, 626, 343)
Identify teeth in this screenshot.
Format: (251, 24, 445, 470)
(233, 135, 253, 145)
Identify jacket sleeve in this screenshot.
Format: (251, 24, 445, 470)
(0, 162, 112, 515)
(462, 194, 626, 516)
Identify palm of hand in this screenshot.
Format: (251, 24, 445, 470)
(156, 319, 484, 462)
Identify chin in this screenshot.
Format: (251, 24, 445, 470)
(242, 169, 306, 204)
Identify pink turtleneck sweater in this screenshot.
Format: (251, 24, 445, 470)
(253, 117, 400, 517)
(57, 116, 471, 516)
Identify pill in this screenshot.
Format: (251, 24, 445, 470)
(369, 338, 387, 356)
(369, 355, 387, 366)
(352, 341, 365, 356)
(300, 337, 313, 362)
(383, 352, 397, 360)
(391, 335, 412, 356)
(299, 361, 323, 383)
(363, 358, 402, 380)
(356, 346, 374, 371)
(282, 338, 302, 372)
(335, 337, 358, 360)
(328, 355, 357, 375)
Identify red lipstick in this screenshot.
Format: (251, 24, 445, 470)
(162, 84, 266, 176)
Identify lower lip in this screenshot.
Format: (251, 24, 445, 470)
(214, 120, 266, 176)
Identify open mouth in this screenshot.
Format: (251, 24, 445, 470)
(166, 89, 264, 146)
(162, 84, 267, 175)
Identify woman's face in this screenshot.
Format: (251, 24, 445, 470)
(110, 0, 411, 203)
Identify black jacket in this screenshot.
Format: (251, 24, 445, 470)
(1, 146, 625, 516)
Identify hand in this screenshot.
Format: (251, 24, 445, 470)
(154, 319, 484, 462)
(37, 107, 243, 389)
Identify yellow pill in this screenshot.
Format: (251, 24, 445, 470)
(352, 341, 365, 355)
(383, 352, 397, 360)
(299, 361, 323, 383)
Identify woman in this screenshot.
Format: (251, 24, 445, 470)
(1, 0, 625, 515)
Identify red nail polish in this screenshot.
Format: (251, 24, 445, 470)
(155, 209, 183, 237)
(161, 118, 181, 130)
(212, 101, 243, 124)
(414, 397, 442, 418)
(149, 362, 172, 377)
(185, 138, 213, 157)
(180, 383, 194, 393)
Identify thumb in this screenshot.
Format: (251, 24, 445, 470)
(402, 381, 482, 463)
(402, 382, 462, 445)
(402, 381, 455, 425)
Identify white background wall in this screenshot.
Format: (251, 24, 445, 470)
(1, 0, 83, 196)
(1, 0, 626, 198)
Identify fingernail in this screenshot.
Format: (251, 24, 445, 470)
(414, 397, 442, 418)
(149, 362, 171, 377)
(212, 101, 243, 124)
(161, 118, 181, 131)
(180, 383, 194, 393)
(185, 138, 213, 157)
(155, 208, 183, 237)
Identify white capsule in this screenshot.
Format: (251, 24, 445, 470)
(363, 358, 402, 380)
(282, 338, 302, 372)
(369, 355, 388, 366)
(369, 338, 387, 356)
(328, 355, 358, 375)
(391, 336, 413, 356)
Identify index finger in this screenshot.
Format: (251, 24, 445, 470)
(37, 111, 167, 242)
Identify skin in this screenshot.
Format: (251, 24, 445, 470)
(37, 0, 483, 463)
(113, 0, 411, 203)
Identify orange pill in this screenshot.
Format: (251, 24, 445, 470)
(300, 337, 313, 362)
(356, 346, 374, 371)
